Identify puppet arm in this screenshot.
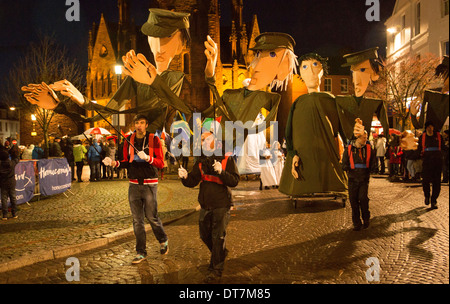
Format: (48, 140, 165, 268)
(21, 82, 60, 110)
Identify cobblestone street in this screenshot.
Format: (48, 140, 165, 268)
(0, 176, 448, 285)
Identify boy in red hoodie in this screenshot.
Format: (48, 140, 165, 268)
(103, 114, 168, 264)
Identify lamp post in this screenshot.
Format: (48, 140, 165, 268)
(114, 64, 123, 135)
(31, 114, 37, 137)
(115, 65, 123, 87)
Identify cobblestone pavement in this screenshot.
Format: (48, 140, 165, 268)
(0, 175, 199, 268)
(0, 176, 448, 284)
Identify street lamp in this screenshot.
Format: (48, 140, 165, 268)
(387, 27, 398, 34)
(31, 114, 37, 137)
(114, 65, 123, 133)
(115, 64, 123, 87)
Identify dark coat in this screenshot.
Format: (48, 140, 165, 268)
(182, 155, 240, 209)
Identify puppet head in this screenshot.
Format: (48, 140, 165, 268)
(248, 32, 298, 91)
(342, 47, 383, 97)
(141, 9, 191, 73)
(299, 53, 328, 93)
(435, 55, 449, 93)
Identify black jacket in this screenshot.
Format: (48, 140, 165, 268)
(342, 142, 376, 182)
(0, 156, 19, 186)
(182, 155, 240, 209)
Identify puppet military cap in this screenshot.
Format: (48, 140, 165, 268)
(249, 32, 296, 53)
(435, 55, 449, 77)
(141, 8, 190, 38)
(341, 47, 380, 67)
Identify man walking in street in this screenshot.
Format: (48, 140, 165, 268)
(178, 132, 240, 282)
(103, 114, 168, 264)
(418, 121, 443, 209)
(342, 128, 376, 231)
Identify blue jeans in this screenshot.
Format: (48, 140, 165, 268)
(89, 161, 101, 180)
(128, 184, 167, 255)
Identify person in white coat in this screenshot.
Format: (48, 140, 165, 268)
(375, 133, 387, 174)
(259, 143, 278, 190)
(272, 141, 285, 186)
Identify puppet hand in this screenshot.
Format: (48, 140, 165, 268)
(204, 35, 218, 78)
(410, 99, 421, 116)
(213, 160, 223, 174)
(49, 80, 85, 106)
(291, 155, 299, 179)
(122, 51, 156, 85)
(353, 118, 365, 138)
(102, 157, 112, 167)
(178, 166, 188, 179)
(400, 132, 419, 150)
(21, 82, 60, 110)
(291, 155, 305, 181)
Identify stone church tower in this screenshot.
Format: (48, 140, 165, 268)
(86, 0, 260, 133)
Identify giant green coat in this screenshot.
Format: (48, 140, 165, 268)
(411, 90, 449, 131)
(278, 92, 348, 197)
(335, 95, 389, 141)
(203, 76, 281, 145)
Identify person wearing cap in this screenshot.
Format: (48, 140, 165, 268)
(103, 114, 168, 264)
(279, 53, 348, 198)
(410, 56, 449, 132)
(22, 8, 193, 134)
(417, 121, 443, 209)
(178, 131, 240, 282)
(202, 33, 298, 144)
(335, 47, 389, 141)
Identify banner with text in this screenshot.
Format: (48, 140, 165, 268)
(14, 161, 36, 205)
(38, 158, 72, 196)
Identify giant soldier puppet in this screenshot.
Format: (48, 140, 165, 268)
(279, 53, 348, 197)
(410, 55, 449, 132)
(22, 8, 193, 134)
(202, 33, 298, 152)
(335, 47, 389, 141)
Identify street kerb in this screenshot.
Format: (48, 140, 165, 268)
(0, 207, 199, 274)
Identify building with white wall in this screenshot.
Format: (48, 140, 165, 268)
(385, 0, 449, 60)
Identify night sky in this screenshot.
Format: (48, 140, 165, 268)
(0, 0, 396, 97)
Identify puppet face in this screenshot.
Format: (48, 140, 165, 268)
(300, 59, 324, 92)
(351, 60, 379, 97)
(148, 30, 184, 73)
(248, 48, 289, 91)
(134, 119, 149, 135)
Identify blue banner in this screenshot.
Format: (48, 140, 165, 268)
(14, 161, 36, 205)
(38, 158, 72, 196)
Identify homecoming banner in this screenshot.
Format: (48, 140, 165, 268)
(14, 161, 36, 205)
(38, 158, 72, 196)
